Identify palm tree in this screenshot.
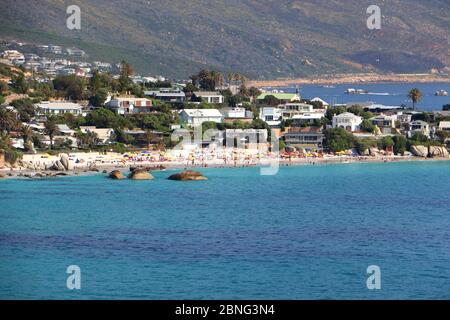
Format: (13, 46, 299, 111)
(408, 88, 422, 110)
(0, 132, 13, 149)
(44, 117, 59, 150)
(21, 125, 34, 151)
(86, 131, 99, 149)
(0, 108, 19, 134)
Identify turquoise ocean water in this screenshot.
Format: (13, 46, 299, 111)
(1, 161, 450, 299)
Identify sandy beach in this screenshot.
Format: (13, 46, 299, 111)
(1, 150, 449, 179)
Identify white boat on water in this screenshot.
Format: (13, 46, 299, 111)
(345, 88, 369, 94)
(435, 89, 448, 96)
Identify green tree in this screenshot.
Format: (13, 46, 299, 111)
(361, 119, 376, 133)
(347, 105, 364, 116)
(435, 130, 450, 144)
(89, 69, 102, 95)
(89, 88, 108, 108)
(114, 128, 134, 145)
(378, 136, 394, 150)
(53, 75, 86, 100)
(11, 74, 28, 94)
(324, 128, 355, 152)
(262, 95, 280, 106)
(119, 60, 133, 93)
(393, 135, 407, 155)
(44, 116, 59, 149)
(355, 137, 377, 154)
(326, 106, 346, 121)
(11, 98, 35, 122)
(190, 69, 223, 91)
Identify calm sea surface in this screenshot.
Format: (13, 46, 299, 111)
(276, 82, 450, 111)
(1, 162, 450, 299)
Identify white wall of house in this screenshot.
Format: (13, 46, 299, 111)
(332, 112, 363, 132)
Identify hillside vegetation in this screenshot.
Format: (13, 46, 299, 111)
(1, 0, 449, 79)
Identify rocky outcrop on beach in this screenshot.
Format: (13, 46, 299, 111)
(109, 170, 125, 180)
(0, 151, 5, 169)
(49, 160, 66, 171)
(410, 145, 429, 158)
(429, 146, 449, 158)
(168, 170, 207, 181)
(47, 154, 74, 171)
(128, 169, 154, 180)
(369, 148, 381, 157)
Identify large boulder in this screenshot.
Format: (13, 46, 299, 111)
(49, 160, 66, 171)
(60, 154, 69, 170)
(0, 151, 5, 169)
(168, 170, 208, 181)
(109, 170, 125, 180)
(429, 146, 449, 158)
(128, 169, 154, 180)
(410, 145, 429, 158)
(369, 147, 380, 157)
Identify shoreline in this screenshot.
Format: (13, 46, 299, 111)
(2, 154, 449, 180)
(247, 73, 450, 88)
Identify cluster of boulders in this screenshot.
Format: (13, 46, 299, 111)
(108, 169, 207, 181)
(48, 154, 73, 171)
(410, 145, 449, 158)
(109, 168, 154, 180)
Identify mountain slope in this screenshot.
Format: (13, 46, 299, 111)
(1, 0, 449, 79)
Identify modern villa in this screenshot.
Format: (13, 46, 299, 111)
(35, 101, 84, 116)
(179, 109, 224, 126)
(106, 96, 153, 114)
(284, 126, 324, 152)
(332, 112, 363, 132)
(192, 91, 224, 104)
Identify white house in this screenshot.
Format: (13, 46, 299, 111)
(180, 109, 223, 126)
(332, 112, 363, 132)
(35, 101, 84, 116)
(192, 91, 224, 104)
(106, 96, 152, 114)
(144, 88, 186, 102)
(56, 124, 76, 136)
(408, 120, 430, 138)
(79, 126, 114, 144)
(438, 121, 450, 131)
(370, 114, 397, 134)
(292, 111, 326, 125)
(259, 107, 283, 126)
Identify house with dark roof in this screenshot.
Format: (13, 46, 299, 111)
(284, 126, 324, 152)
